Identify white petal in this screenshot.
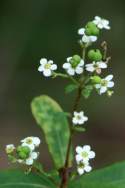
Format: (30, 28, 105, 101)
(82, 35, 89, 43)
(95, 16, 101, 21)
(33, 137, 41, 147)
(89, 36, 97, 42)
(83, 116, 88, 122)
(100, 86, 107, 94)
(74, 111, 78, 116)
(105, 74, 113, 81)
(95, 84, 101, 89)
(98, 62, 107, 68)
(67, 57, 72, 62)
(48, 60, 53, 64)
(72, 117, 78, 125)
(78, 28, 85, 35)
(79, 59, 84, 66)
(43, 69, 52, 77)
(89, 151, 96, 159)
(30, 152, 38, 160)
(84, 165, 92, 172)
(76, 154, 83, 162)
(107, 81, 114, 88)
(83, 145, 91, 152)
(26, 158, 34, 165)
(76, 146, 83, 154)
(67, 68, 75, 76)
(40, 58, 47, 65)
(86, 65, 95, 72)
(62, 63, 71, 69)
(98, 23, 104, 29)
(38, 65, 44, 72)
(51, 64, 57, 71)
(77, 167, 84, 175)
(75, 67, 83, 74)
(79, 111, 84, 116)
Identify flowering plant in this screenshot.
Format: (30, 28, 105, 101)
(1, 16, 124, 188)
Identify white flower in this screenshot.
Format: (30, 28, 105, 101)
(25, 152, 39, 166)
(21, 137, 41, 151)
(76, 145, 95, 163)
(93, 16, 110, 30)
(95, 74, 114, 94)
(72, 111, 88, 125)
(63, 57, 84, 76)
(77, 161, 92, 175)
(38, 58, 57, 77)
(6, 144, 15, 154)
(78, 28, 97, 43)
(85, 61, 107, 74)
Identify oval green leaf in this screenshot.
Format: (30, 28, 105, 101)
(69, 161, 125, 188)
(0, 170, 56, 188)
(31, 95, 73, 169)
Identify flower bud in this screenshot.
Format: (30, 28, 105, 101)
(70, 55, 81, 68)
(91, 76, 102, 84)
(17, 146, 30, 156)
(107, 90, 114, 97)
(85, 22, 100, 36)
(18, 151, 27, 159)
(88, 49, 102, 61)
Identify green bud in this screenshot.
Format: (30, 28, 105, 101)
(86, 22, 96, 28)
(70, 55, 81, 68)
(18, 151, 27, 159)
(72, 55, 81, 62)
(85, 22, 100, 36)
(88, 49, 102, 61)
(17, 146, 30, 155)
(91, 76, 102, 84)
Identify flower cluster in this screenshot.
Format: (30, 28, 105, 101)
(78, 16, 110, 44)
(38, 16, 114, 96)
(6, 136, 41, 166)
(75, 145, 95, 175)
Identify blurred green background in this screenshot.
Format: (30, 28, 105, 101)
(0, 0, 125, 170)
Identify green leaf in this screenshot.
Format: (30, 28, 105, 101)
(72, 126, 86, 132)
(65, 84, 78, 94)
(82, 85, 93, 99)
(0, 169, 56, 188)
(31, 95, 73, 169)
(69, 161, 125, 188)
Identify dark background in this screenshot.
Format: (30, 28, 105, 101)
(0, 0, 125, 170)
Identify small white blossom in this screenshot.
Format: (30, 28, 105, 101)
(76, 145, 95, 163)
(77, 161, 92, 175)
(63, 57, 84, 76)
(95, 74, 114, 94)
(78, 28, 97, 43)
(25, 152, 39, 166)
(85, 61, 107, 74)
(21, 137, 41, 151)
(72, 111, 88, 125)
(6, 144, 15, 154)
(38, 58, 57, 77)
(93, 16, 110, 30)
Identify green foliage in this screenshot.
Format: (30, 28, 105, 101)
(0, 170, 56, 188)
(69, 161, 125, 188)
(65, 84, 78, 94)
(31, 95, 73, 169)
(82, 85, 93, 99)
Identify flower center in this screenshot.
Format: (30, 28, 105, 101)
(26, 139, 33, 145)
(101, 80, 108, 86)
(76, 115, 81, 120)
(44, 63, 51, 69)
(81, 151, 88, 158)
